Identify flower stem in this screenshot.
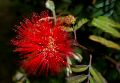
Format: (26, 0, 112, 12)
(39, 17, 54, 22)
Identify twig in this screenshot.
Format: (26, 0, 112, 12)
(73, 28, 89, 51)
(89, 54, 92, 65)
(105, 56, 117, 65)
(75, 43, 88, 50)
(73, 29, 77, 42)
(105, 56, 120, 73)
(87, 54, 92, 83)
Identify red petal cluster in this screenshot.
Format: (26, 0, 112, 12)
(12, 12, 72, 76)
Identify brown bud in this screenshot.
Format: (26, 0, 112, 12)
(64, 15, 76, 25)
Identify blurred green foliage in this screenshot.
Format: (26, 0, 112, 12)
(0, 0, 120, 83)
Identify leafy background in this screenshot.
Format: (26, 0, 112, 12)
(0, 0, 120, 83)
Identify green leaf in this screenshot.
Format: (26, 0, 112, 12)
(89, 66, 107, 83)
(65, 18, 88, 32)
(94, 69, 107, 83)
(26, 79, 30, 83)
(98, 16, 120, 29)
(89, 35, 120, 50)
(89, 76, 95, 83)
(91, 17, 120, 38)
(66, 75, 88, 83)
(71, 65, 88, 72)
(74, 18, 88, 30)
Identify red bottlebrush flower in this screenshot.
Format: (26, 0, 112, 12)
(12, 11, 72, 76)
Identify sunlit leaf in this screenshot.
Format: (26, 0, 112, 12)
(89, 35, 120, 50)
(97, 16, 120, 29)
(26, 79, 30, 83)
(89, 76, 95, 83)
(66, 75, 88, 83)
(91, 17, 120, 38)
(71, 65, 88, 72)
(74, 18, 88, 30)
(94, 69, 108, 83)
(89, 66, 107, 83)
